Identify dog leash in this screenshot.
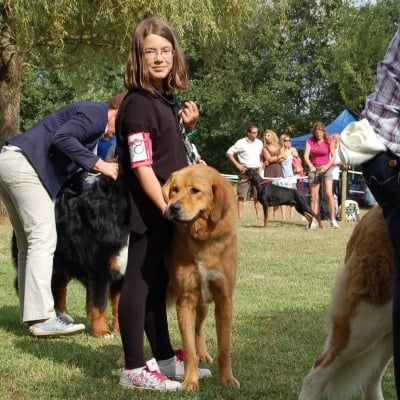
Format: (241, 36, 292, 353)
(256, 178, 274, 187)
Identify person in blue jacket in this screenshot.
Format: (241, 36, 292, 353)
(0, 92, 125, 337)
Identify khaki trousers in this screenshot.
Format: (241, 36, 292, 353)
(0, 148, 57, 323)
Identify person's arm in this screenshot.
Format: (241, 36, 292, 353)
(262, 147, 284, 163)
(93, 158, 119, 180)
(303, 142, 315, 172)
(51, 104, 108, 170)
(134, 165, 167, 213)
(226, 152, 246, 173)
(324, 140, 336, 170)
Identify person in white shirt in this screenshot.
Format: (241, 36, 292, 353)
(226, 125, 263, 218)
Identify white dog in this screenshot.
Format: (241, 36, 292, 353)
(299, 205, 393, 400)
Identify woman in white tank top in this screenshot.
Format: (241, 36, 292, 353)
(280, 134, 302, 219)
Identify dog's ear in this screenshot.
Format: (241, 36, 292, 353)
(162, 174, 173, 202)
(210, 179, 232, 223)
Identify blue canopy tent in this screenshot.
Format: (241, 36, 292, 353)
(291, 109, 356, 150)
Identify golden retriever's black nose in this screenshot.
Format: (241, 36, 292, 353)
(169, 202, 181, 215)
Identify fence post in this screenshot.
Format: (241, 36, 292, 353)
(340, 169, 348, 221)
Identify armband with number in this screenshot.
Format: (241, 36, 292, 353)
(128, 131, 153, 168)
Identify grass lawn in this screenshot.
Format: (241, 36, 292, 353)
(0, 203, 395, 399)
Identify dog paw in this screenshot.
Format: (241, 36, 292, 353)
(221, 376, 240, 388)
(198, 352, 213, 364)
(92, 329, 113, 338)
(182, 380, 199, 391)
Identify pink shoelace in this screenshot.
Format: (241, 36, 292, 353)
(144, 366, 168, 382)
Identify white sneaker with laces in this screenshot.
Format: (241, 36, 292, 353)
(158, 349, 212, 379)
(119, 358, 181, 391)
(29, 314, 85, 337)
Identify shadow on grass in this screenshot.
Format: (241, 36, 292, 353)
(230, 308, 395, 400)
(0, 302, 327, 399)
(0, 304, 26, 336)
(243, 220, 308, 229)
(1, 302, 396, 400)
(227, 308, 328, 399)
(0, 304, 87, 336)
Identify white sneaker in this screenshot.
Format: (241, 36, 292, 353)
(29, 315, 85, 337)
(158, 349, 212, 380)
(119, 358, 181, 391)
(330, 219, 339, 229)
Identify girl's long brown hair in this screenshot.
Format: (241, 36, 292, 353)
(124, 17, 188, 96)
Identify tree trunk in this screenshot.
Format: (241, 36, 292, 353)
(0, 24, 23, 218)
(0, 24, 22, 145)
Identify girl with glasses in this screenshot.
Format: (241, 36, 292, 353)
(116, 17, 210, 391)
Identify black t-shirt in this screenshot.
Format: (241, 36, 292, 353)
(116, 89, 187, 235)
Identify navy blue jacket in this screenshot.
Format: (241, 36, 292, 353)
(7, 102, 108, 198)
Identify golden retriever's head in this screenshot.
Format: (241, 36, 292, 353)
(162, 165, 234, 228)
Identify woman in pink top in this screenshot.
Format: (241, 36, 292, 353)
(304, 122, 338, 229)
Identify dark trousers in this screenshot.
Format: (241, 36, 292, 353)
(118, 230, 174, 369)
(362, 151, 400, 398)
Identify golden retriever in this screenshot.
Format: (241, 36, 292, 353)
(299, 205, 393, 400)
(162, 164, 240, 390)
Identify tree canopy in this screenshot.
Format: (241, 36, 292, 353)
(1, 0, 399, 172)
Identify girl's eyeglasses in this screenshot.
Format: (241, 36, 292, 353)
(143, 48, 175, 60)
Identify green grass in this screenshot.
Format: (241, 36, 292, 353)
(0, 204, 395, 399)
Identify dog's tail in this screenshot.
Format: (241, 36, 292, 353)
(294, 192, 322, 228)
(305, 209, 323, 229)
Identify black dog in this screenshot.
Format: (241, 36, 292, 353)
(245, 168, 322, 228)
(12, 173, 130, 337)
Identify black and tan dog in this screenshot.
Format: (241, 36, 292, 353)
(245, 168, 321, 228)
(12, 174, 130, 337)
